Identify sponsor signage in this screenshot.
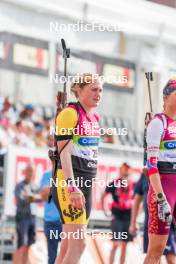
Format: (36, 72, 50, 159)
(13, 43, 48, 70)
(0, 32, 49, 75)
(102, 63, 135, 88)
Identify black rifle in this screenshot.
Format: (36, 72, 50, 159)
(143, 72, 153, 166)
(48, 39, 70, 201)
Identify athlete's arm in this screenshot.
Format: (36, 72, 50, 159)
(40, 187, 50, 201)
(100, 192, 109, 211)
(56, 107, 78, 183)
(147, 117, 172, 222)
(129, 194, 143, 236)
(146, 118, 164, 194)
(101, 181, 115, 212)
(59, 142, 85, 209)
(56, 107, 85, 209)
(58, 140, 75, 183)
(129, 176, 144, 235)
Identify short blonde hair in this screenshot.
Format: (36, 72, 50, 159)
(70, 73, 99, 98)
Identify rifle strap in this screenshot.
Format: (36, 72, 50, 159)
(48, 102, 80, 202)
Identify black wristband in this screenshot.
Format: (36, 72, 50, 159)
(66, 177, 74, 186)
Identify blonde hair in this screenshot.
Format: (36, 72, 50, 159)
(70, 73, 99, 98)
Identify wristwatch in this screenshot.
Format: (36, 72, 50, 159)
(156, 192, 166, 202)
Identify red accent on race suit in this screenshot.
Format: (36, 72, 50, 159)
(148, 168, 158, 176)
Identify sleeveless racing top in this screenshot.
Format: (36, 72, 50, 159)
(55, 102, 100, 177)
(147, 113, 176, 176)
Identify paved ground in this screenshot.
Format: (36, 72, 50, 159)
(4, 232, 168, 264)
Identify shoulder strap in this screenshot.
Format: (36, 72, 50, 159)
(94, 113, 100, 122)
(160, 114, 167, 140)
(67, 102, 80, 127)
(56, 102, 80, 155)
(70, 101, 100, 122)
(160, 114, 167, 130)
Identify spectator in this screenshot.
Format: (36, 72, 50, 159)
(34, 122, 47, 147)
(43, 117, 54, 138)
(19, 104, 35, 121)
(43, 117, 53, 130)
(0, 97, 16, 124)
(0, 117, 15, 153)
(19, 104, 43, 123)
(101, 163, 135, 264)
(22, 121, 36, 148)
(13, 120, 26, 146)
(13, 164, 39, 264)
(0, 97, 56, 169)
(0, 122, 11, 154)
(40, 169, 62, 264)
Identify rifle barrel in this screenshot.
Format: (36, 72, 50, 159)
(145, 72, 153, 113)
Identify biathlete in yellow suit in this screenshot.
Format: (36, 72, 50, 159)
(52, 73, 103, 264)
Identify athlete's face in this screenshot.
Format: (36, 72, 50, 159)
(120, 167, 129, 178)
(25, 165, 34, 182)
(78, 82, 103, 108)
(164, 90, 176, 110)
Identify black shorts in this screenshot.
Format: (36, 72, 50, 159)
(16, 217, 35, 248)
(111, 218, 133, 242)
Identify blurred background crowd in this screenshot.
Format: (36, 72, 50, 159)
(0, 97, 54, 153)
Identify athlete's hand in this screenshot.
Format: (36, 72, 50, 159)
(157, 199, 172, 223)
(68, 186, 85, 209)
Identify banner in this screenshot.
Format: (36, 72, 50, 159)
(3, 145, 142, 217)
(13, 44, 48, 70)
(103, 63, 135, 88)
